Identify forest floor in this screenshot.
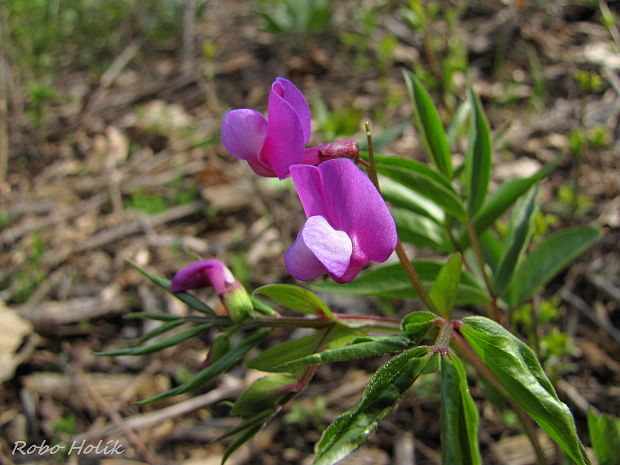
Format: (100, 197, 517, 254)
(1, 1, 619, 464)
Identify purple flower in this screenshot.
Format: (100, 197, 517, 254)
(221, 77, 317, 179)
(171, 259, 253, 322)
(284, 158, 397, 283)
(221, 77, 359, 179)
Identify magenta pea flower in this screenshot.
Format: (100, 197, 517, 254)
(171, 259, 253, 322)
(221, 77, 359, 179)
(284, 158, 397, 283)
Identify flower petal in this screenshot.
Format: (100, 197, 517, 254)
(260, 85, 306, 179)
(221, 109, 268, 161)
(273, 77, 312, 144)
(319, 159, 397, 262)
(171, 259, 234, 294)
(289, 164, 329, 219)
(285, 216, 352, 280)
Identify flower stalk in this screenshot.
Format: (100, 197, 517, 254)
(365, 121, 440, 315)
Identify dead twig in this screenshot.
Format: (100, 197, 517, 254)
(73, 377, 243, 441)
(72, 366, 158, 465)
(40, 201, 204, 268)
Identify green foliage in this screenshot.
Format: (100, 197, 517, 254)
(403, 71, 452, 177)
(313, 348, 431, 465)
(505, 227, 601, 307)
(400, 312, 436, 342)
(464, 89, 492, 215)
(257, 0, 332, 35)
(461, 317, 590, 465)
(253, 284, 338, 321)
(311, 259, 489, 305)
(587, 410, 620, 465)
(440, 356, 481, 465)
(429, 254, 462, 317)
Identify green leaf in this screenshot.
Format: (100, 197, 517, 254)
(221, 423, 262, 465)
(95, 323, 211, 356)
(314, 347, 431, 465)
(278, 336, 411, 369)
(403, 71, 452, 177)
(464, 89, 492, 215)
(400, 311, 436, 342)
(137, 329, 270, 404)
(447, 97, 471, 145)
(253, 284, 337, 321)
(251, 296, 278, 316)
(461, 316, 589, 465)
(374, 156, 467, 221)
(587, 410, 620, 465)
(506, 226, 600, 307)
(245, 332, 326, 373)
(125, 312, 182, 321)
(429, 254, 462, 318)
(493, 186, 538, 295)
(380, 176, 445, 224)
(311, 260, 489, 306)
(457, 159, 559, 249)
(392, 207, 452, 252)
(479, 230, 503, 273)
(440, 356, 481, 465)
(127, 259, 215, 315)
(135, 320, 184, 346)
(231, 374, 297, 416)
(218, 409, 272, 441)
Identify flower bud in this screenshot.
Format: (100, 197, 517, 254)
(318, 138, 360, 163)
(171, 259, 254, 322)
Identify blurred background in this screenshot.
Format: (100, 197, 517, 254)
(0, 1, 619, 464)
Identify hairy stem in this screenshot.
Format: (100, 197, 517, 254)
(464, 217, 502, 323)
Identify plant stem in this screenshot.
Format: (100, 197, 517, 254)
(432, 319, 452, 355)
(451, 331, 548, 465)
(464, 217, 502, 323)
(364, 122, 440, 315)
(185, 314, 401, 332)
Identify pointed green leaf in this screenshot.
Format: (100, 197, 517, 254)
(253, 284, 337, 321)
(218, 409, 272, 442)
(464, 89, 492, 215)
(137, 329, 270, 404)
(403, 71, 452, 177)
(314, 347, 431, 465)
(457, 159, 559, 249)
(311, 260, 489, 306)
(278, 336, 411, 369)
(429, 254, 462, 317)
(95, 323, 211, 356)
(221, 424, 262, 465)
(587, 410, 620, 465)
(374, 157, 467, 221)
(461, 316, 589, 465)
(441, 356, 481, 465)
(447, 97, 471, 145)
(125, 312, 183, 321)
(493, 186, 538, 295)
(507, 226, 600, 307)
(135, 320, 184, 346)
(379, 176, 445, 224)
(401, 311, 436, 342)
(231, 374, 297, 416)
(245, 332, 326, 373)
(392, 207, 452, 252)
(127, 259, 215, 315)
(479, 230, 503, 273)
